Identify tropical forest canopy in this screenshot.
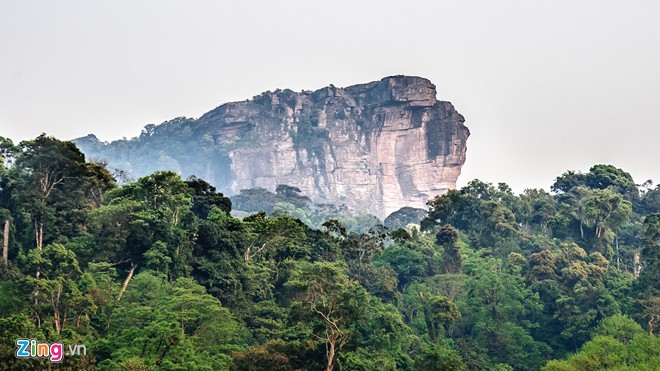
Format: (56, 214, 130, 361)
(0, 134, 658, 370)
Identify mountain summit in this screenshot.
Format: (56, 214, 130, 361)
(76, 76, 470, 218)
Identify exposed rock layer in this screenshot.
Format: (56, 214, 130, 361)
(75, 76, 470, 218)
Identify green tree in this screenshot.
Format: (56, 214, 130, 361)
(584, 164, 638, 200)
(421, 294, 461, 341)
(192, 208, 249, 310)
(436, 225, 462, 274)
(243, 213, 307, 263)
(8, 135, 114, 279)
(378, 242, 431, 290)
(415, 343, 466, 371)
(636, 213, 660, 335)
(636, 214, 660, 296)
(185, 176, 232, 218)
(552, 170, 587, 195)
(518, 188, 556, 234)
(578, 188, 632, 241)
(542, 320, 660, 370)
(461, 253, 549, 370)
(21, 243, 93, 335)
(100, 272, 243, 370)
(286, 261, 367, 371)
(639, 184, 660, 215)
(592, 314, 645, 344)
(90, 171, 195, 298)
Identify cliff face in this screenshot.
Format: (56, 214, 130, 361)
(76, 76, 469, 219)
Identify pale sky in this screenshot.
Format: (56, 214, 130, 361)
(1, 1, 659, 192)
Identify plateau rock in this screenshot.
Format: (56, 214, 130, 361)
(75, 76, 470, 219)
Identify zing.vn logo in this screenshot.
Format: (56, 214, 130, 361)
(15, 339, 87, 362)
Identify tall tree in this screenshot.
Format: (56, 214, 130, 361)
(436, 224, 463, 274)
(7, 135, 115, 304)
(287, 261, 367, 371)
(421, 293, 461, 341)
(13, 136, 83, 250)
(584, 164, 638, 200)
(636, 213, 660, 334)
(578, 188, 632, 240)
(89, 171, 194, 299)
(1, 218, 8, 266)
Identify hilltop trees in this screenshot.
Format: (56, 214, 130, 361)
(418, 164, 659, 366)
(9, 135, 114, 253)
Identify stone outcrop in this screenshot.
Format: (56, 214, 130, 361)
(76, 76, 470, 219)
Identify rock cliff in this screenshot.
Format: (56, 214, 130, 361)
(75, 76, 470, 219)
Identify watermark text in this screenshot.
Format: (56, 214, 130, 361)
(15, 339, 86, 362)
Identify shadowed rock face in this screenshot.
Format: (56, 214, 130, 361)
(76, 76, 470, 219)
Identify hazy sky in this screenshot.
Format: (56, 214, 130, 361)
(1, 1, 659, 192)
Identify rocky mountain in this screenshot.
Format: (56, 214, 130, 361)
(75, 76, 470, 218)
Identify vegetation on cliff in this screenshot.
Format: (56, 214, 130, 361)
(0, 135, 658, 370)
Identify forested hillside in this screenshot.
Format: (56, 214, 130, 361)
(0, 135, 658, 370)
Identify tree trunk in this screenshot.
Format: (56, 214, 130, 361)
(634, 252, 641, 278)
(181, 307, 185, 336)
(39, 222, 43, 251)
(649, 314, 655, 336)
(244, 242, 252, 262)
(580, 222, 584, 240)
(34, 221, 42, 305)
(2, 220, 8, 266)
(117, 262, 138, 301)
(326, 336, 336, 371)
(36, 221, 44, 279)
(53, 286, 62, 334)
(615, 235, 620, 270)
(34, 221, 39, 251)
(34, 220, 44, 253)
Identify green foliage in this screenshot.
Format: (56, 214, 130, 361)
(415, 343, 466, 370)
(639, 184, 660, 215)
(542, 330, 660, 370)
(636, 213, 660, 297)
(286, 261, 368, 369)
(2, 135, 659, 370)
(592, 314, 645, 344)
(423, 295, 461, 341)
(378, 242, 431, 289)
(437, 224, 463, 274)
(186, 176, 232, 218)
(98, 272, 243, 370)
(552, 164, 637, 200)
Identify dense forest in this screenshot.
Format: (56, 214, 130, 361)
(0, 134, 658, 370)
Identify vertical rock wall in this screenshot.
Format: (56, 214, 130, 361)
(199, 76, 469, 218)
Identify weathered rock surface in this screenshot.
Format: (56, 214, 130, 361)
(75, 76, 470, 219)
